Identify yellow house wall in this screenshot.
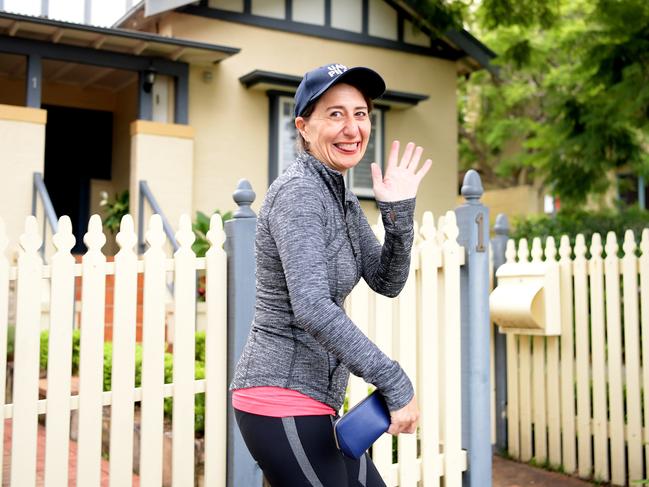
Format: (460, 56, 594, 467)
(0, 105, 46, 252)
(472, 185, 544, 226)
(168, 13, 458, 224)
(129, 120, 195, 246)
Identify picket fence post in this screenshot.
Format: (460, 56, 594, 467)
(225, 180, 263, 487)
(455, 170, 491, 487)
(490, 214, 508, 453)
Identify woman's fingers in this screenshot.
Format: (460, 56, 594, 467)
(407, 146, 424, 172)
(387, 397, 420, 435)
(370, 162, 383, 188)
(385, 140, 400, 175)
(399, 142, 415, 168)
(416, 159, 433, 180)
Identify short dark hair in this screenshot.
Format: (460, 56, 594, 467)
(295, 94, 374, 153)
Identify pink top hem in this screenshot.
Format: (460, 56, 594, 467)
(232, 386, 336, 417)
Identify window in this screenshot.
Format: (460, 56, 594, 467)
(270, 95, 384, 198)
(617, 173, 647, 209)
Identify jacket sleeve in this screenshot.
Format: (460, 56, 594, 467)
(357, 198, 416, 298)
(268, 180, 414, 411)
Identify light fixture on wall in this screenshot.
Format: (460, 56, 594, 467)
(142, 68, 157, 93)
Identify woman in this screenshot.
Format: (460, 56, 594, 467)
(230, 63, 432, 486)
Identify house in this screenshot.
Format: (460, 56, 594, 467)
(0, 0, 494, 255)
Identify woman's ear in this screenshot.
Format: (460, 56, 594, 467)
(295, 116, 307, 139)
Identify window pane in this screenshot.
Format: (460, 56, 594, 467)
(278, 97, 298, 174)
(350, 111, 382, 196)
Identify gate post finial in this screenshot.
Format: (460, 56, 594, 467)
(233, 180, 256, 219)
(461, 170, 484, 204)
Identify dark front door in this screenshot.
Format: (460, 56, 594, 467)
(44, 105, 112, 253)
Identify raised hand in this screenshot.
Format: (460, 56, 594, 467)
(370, 141, 432, 202)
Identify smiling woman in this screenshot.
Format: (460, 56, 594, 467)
(229, 63, 431, 487)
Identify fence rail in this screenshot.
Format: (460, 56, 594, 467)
(501, 229, 649, 486)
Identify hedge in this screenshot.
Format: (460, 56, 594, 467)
(510, 207, 649, 248)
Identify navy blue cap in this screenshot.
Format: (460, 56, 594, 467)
(294, 63, 386, 118)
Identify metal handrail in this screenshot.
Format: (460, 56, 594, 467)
(32, 172, 58, 259)
(137, 180, 179, 254)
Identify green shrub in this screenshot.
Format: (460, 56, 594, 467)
(511, 207, 649, 248)
(38, 329, 208, 434)
(7, 325, 15, 361)
(40, 329, 49, 370)
(195, 331, 205, 363)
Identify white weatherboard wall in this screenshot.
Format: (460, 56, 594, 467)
(0, 105, 46, 253)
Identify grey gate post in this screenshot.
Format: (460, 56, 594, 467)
(491, 214, 509, 453)
(224, 179, 263, 487)
(455, 170, 491, 487)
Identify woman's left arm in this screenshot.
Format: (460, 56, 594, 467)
(359, 140, 432, 296)
(358, 198, 416, 297)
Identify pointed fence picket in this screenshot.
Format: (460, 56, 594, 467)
(343, 210, 466, 486)
(172, 215, 197, 486)
(44, 216, 76, 487)
(108, 215, 138, 487)
(502, 227, 649, 486)
(11, 216, 43, 487)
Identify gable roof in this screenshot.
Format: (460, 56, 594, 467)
(116, 0, 495, 75)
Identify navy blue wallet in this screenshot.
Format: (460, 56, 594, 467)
(333, 391, 391, 459)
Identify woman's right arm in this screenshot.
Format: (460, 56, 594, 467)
(267, 179, 414, 412)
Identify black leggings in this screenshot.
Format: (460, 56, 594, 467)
(235, 409, 387, 487)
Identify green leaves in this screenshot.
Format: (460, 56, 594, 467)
(459, 0, 649, 205)
(191, 210, 233, 258)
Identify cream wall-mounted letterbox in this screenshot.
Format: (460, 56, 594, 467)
(489, 260, 561, 336)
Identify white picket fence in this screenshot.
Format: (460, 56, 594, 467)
(0, 213, 228, 487)
(503, 230, 649, 486)
(346, 210, 467, 486)
(0, 208, 466, 486)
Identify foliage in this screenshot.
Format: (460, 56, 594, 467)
(100, 190, 130, 234)
(192, 210, 233, 258)
(458, 0, 649, 206)
(6, 325, 14, 361)
(510, 207, 649, 246)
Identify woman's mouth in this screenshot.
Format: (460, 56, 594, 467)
(333, 142, 360, 154)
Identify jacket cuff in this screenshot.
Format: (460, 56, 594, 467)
(377, 198, 416, 235)
(375, 360, 415, 411)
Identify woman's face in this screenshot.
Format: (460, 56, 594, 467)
(295, 83, 371, 174)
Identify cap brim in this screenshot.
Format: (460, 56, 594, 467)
(308, 67, 386, 110)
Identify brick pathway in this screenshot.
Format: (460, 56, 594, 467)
(2, 419, 140, 486)
(493, 454, 596, 487)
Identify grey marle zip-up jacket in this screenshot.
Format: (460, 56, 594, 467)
(230, 152, 415, 412)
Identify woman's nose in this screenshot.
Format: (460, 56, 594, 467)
(341, 116, 359, 137)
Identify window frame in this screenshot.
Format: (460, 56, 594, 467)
(267, 90, 387, 200)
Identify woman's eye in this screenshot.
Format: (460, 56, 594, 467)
(355, 111, 368, 118)
(329, 111, 343, 118)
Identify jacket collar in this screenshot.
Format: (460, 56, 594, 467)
(297, 152, 357, 208)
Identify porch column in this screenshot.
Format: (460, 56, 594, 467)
(129, 120, 194, 249)
(0, 104, 47, 251)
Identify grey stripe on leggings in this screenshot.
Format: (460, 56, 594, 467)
(359, 454, 367, 486)
(281, 417, 324, 487)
